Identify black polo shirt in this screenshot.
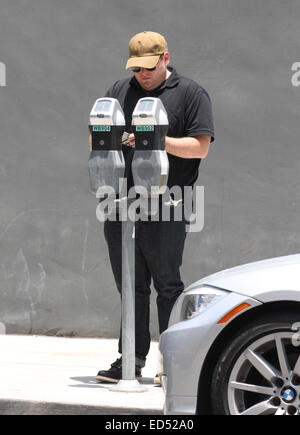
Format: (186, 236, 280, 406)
(105, 67, 214, 193)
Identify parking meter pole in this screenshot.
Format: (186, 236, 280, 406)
(121, 207, 135, 381)
(110, 199, 147, 393)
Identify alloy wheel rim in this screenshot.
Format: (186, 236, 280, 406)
(227, 332, 300, 415)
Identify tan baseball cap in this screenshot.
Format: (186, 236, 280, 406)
(125, 31, 168, 70)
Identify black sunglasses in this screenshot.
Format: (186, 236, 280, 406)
(131, 55, 163, 73)
(131, 66, 157, 73)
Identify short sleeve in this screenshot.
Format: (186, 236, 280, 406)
(184, 83, 215, 142)
(104, 81, 120, 98)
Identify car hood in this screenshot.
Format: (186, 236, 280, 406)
(188, 254, 300, 303)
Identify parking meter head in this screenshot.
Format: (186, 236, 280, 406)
(89, 98, 126, 150)
(131, 98, 168, 151)
(131, 98, 169, 197)
(88, 98, 125, 195)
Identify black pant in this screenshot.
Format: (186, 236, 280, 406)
(103, 206, 187, 365)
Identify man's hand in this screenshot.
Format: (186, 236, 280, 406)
(89, 134, 92, 152)
(121, 132, 136, 148)
(128, 133, 136, 148)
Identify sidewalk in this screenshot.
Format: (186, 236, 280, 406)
(0, 335, 164, 415)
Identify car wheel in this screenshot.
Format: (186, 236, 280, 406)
(211, 313, 300, 415)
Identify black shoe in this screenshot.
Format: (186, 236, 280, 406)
(96, 357, 142, 383)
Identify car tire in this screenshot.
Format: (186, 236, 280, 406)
(211, 312, 300, 415)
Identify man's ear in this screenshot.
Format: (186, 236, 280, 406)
(164, 52, 170, 66)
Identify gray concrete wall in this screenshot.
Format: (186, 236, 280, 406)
(0, 0, 300, 337)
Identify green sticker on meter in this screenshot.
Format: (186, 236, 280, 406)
(92, 125, 111, 132)
(136, 125, 155, 132)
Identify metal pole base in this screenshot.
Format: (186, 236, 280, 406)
(110, 379, 147, 393)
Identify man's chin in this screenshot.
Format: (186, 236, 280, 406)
(138, 80, 153, 91)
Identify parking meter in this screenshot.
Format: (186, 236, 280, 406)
(88, 98, 125, 195)
(131, 98, 169, 198)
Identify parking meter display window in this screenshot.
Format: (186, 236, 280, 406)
(133, 125, 168, 150)
(94, 99, 112, 112)
(137, 100, 154, 112)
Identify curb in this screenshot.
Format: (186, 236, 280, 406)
(0, 399, 163, 415)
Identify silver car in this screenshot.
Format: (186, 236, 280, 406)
(159, 254, 300, 415)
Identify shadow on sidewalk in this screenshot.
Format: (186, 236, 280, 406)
(70, 376, 157, 388)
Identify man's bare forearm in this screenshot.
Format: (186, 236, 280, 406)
(127, 133, 211, 159)
(165, 135, 211, 159)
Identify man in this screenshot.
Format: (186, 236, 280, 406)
(95, 31, 214, 383)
